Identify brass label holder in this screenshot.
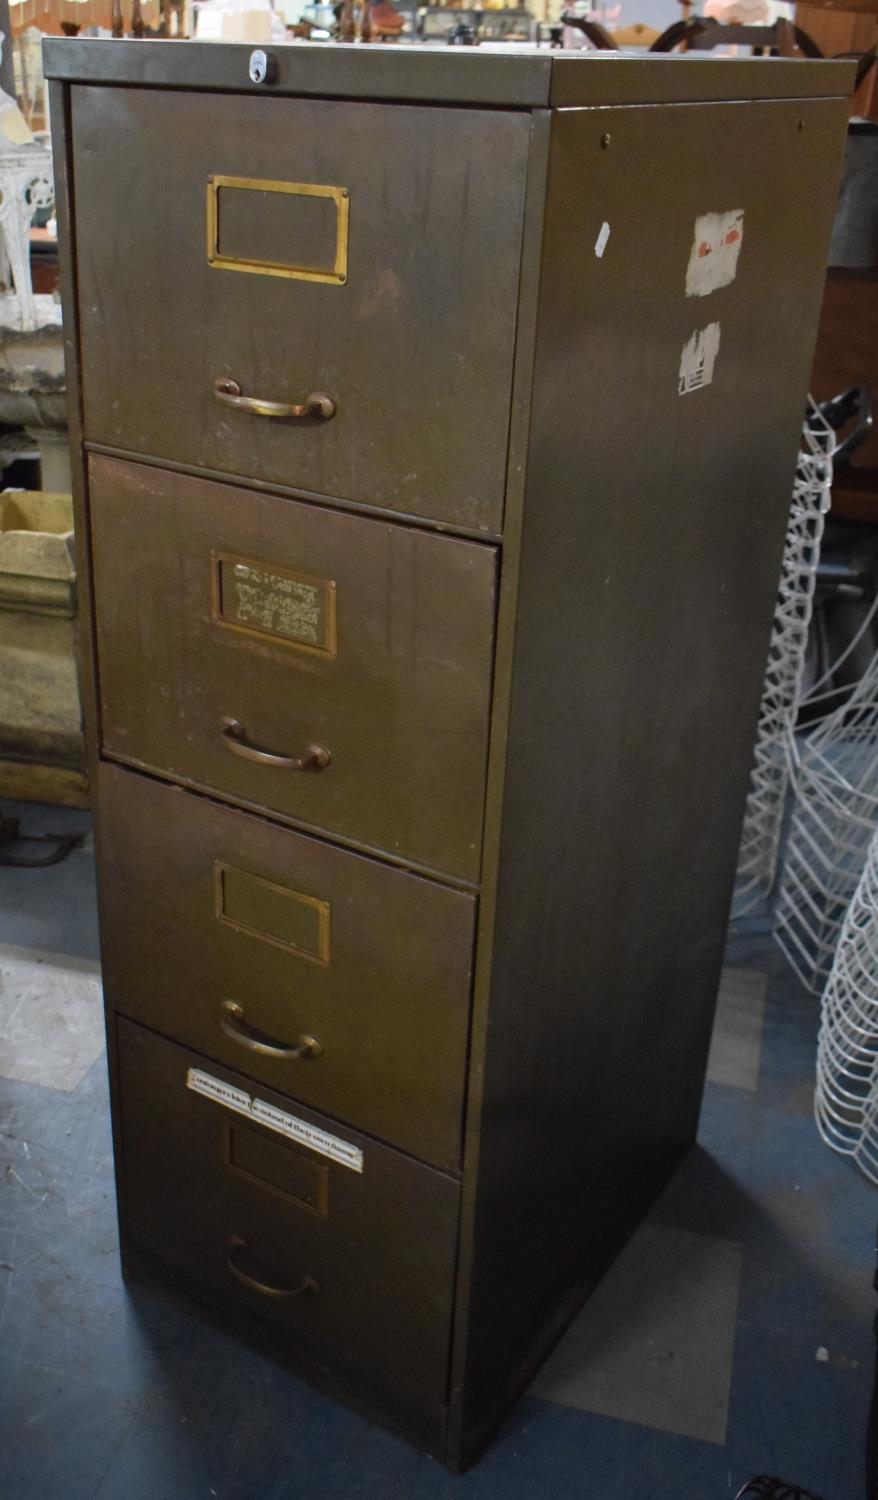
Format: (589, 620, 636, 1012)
(206, 175, 349, 286)
(214, 861, 331, 966)
(225, 1122, 331, 1218)
(212, 551, 338, 658)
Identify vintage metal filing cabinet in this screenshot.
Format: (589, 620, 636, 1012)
(45, 38, 851, 1467)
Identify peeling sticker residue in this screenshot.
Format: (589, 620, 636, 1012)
(594, 221, 611, 259)
(685, 210, 744, 298)
(679, 322, 721, 396)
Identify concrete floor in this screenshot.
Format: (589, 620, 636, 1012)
(0, 798, 876, 1500)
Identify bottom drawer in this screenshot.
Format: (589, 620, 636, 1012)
(116, 1019, 460, 1447)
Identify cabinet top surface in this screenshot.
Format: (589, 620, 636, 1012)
(43, 37, 854, 108)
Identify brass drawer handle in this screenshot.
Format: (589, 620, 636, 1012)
(227, 1236, 319, 1301)
(221, 1000, 322, 1061)
(220, 717, 331, 772)
(213, 377, 336, 422)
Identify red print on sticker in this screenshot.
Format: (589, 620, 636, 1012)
(686, 210, 745, 297)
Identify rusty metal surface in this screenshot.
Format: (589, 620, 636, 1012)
(451, 95, 850, 1463)
(98, 762, 476, 1171)
(117, 1017, 460, 1451)
(72, 88, 529, 533)
(48, 39, 854, 1468)
(88, 455, 497, 883)
(43, 37, 855, 107)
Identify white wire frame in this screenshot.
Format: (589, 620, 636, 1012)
(727, 401, 878, 1177)
(732, 404, 834, 917)
(773, 652, 878, 991)
(774, 745, 878, 988)
(816, 825, 878, 1183)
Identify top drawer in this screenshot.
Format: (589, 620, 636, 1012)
(70, 87, 530, 534)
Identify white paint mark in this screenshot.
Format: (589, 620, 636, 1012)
(686, 210, 744, 298)
(6, 1166, 39, 1199)
(816, 1346, 830, 1363)
(594, 221, 611, 259)
(678, 322, 721, 396)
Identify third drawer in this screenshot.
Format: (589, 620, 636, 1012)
(98, 761, 476, 1172)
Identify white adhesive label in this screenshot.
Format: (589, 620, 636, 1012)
(594, 221, 611, 259)
(678, 322, 721, 397)
(186, 1067, 364, 1173)
(685, 210, 744, 298)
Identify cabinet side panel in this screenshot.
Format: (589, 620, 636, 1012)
(48, 79, 132, 1268)
(458, 95, 848, 1456)
(49, 81, 94, 749)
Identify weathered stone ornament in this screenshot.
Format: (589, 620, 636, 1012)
(0, 30, 59, 334)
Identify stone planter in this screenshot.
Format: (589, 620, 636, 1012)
(0, 321, 71, 492)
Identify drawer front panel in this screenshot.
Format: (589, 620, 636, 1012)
(89, 455, 497, 883)
(117, 1019, 459, 1447)
(99, 763, 476, 1171)
(71, 86, 530, 533)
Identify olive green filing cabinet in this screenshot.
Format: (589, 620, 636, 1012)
(44, 38, 852, 1469)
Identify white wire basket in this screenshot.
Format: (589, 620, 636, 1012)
(816, 822, 878, 1184)
(732, 405, 834, 918)
(729, 398, 878, 1177)
(774, 730, 878, 992)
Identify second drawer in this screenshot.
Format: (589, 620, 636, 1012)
(89, 453, 498, 883)
(98, 762, 476, 1171)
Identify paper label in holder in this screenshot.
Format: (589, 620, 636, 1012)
(186, 1067, 363, 1173)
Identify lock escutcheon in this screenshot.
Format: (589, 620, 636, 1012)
(248, 49, 278, 85)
